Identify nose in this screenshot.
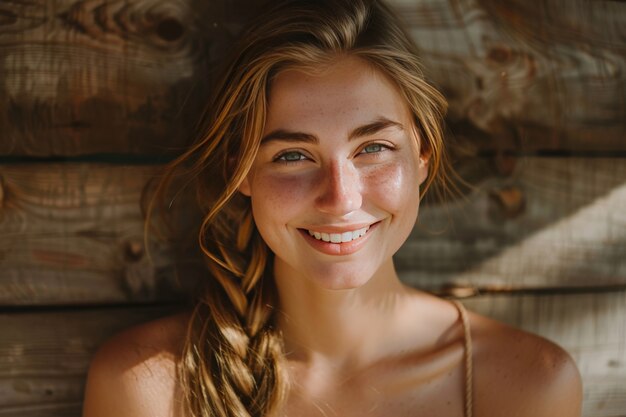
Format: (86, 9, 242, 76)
(314, 160, 362, 216)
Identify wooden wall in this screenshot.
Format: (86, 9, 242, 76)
(1, 0, 624, 416)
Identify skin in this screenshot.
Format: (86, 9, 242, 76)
(82, 56, 583, 417)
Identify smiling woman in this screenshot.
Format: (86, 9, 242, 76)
(82, 1, 582, 417)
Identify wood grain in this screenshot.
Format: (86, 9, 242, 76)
(0, 163, 203, 305)
(397, 0, 626, 152)
(1, 0, 624, 156)
(0, 0, 238, 156)
(398, 157, 626, 293)
(0, 305, 179, 416)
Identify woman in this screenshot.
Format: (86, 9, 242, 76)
(82, 0, 582, 416)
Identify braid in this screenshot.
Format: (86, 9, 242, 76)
(179, 203, 288, 417)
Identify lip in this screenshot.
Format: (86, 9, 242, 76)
(297, 221, 380, 256)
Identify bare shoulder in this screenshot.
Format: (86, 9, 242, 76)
(468, 310, 583, 417)
(82, 311, 191, 417)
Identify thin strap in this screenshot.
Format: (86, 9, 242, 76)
(452, 300, 473, 417)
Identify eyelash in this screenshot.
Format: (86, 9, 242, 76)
(273, 142, 393, 164)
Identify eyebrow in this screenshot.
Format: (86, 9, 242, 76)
(260, 117, 404, 145)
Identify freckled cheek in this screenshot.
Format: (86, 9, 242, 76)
(250, 172, 316, 217)
(362, 162, 419, 209)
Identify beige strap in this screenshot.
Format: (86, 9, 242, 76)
(452, 300, 473, 417)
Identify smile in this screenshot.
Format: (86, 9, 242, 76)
(307, 226, 370, 243)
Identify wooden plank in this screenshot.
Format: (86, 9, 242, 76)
(461, 290, 626, 417)
(1, 0, 624, 156)
(0, 292, 623, 416)
(0, 305, 178, 416)
(395, 0, 626, 152)
(397, 157, 626, 292)
(0, 163, 202, 305)
(0, 0, 247, 156)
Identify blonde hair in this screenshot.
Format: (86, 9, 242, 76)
(149, 0, 449, 416)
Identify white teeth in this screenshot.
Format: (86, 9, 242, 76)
(307, 225, 370, 243)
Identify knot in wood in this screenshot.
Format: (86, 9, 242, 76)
(156, 18, 184, 42)
(0, 9, 17, 26)
(489, 186, 525, 219)
(124, 240, 144, 262)
(487, 45, 513, 65)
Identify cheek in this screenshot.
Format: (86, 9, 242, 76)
(363, 159, 419, 209)
(250, 172, 315, 221)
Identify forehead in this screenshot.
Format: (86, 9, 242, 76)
(265, 56, 412, 133)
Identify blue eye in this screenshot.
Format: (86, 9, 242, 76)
(275, 151, 307, 163)
(361, 143, 388, 154)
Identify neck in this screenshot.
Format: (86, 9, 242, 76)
(273, 258, 414, 371)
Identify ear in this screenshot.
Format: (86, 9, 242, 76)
(239, 175, 251, 197)
(418, 149, 431, 185)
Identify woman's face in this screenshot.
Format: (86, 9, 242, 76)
(239, 56, 429, 289)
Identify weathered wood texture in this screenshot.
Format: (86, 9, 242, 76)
(398, 0, 626, 152)
(397, 157, 626, 293)
(1, 0, 623, 156)
(1, 292, 623, 417)
(0, 306, 179, 417)
(0, 0, 253, 156)
(0, 163, 203, 306)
